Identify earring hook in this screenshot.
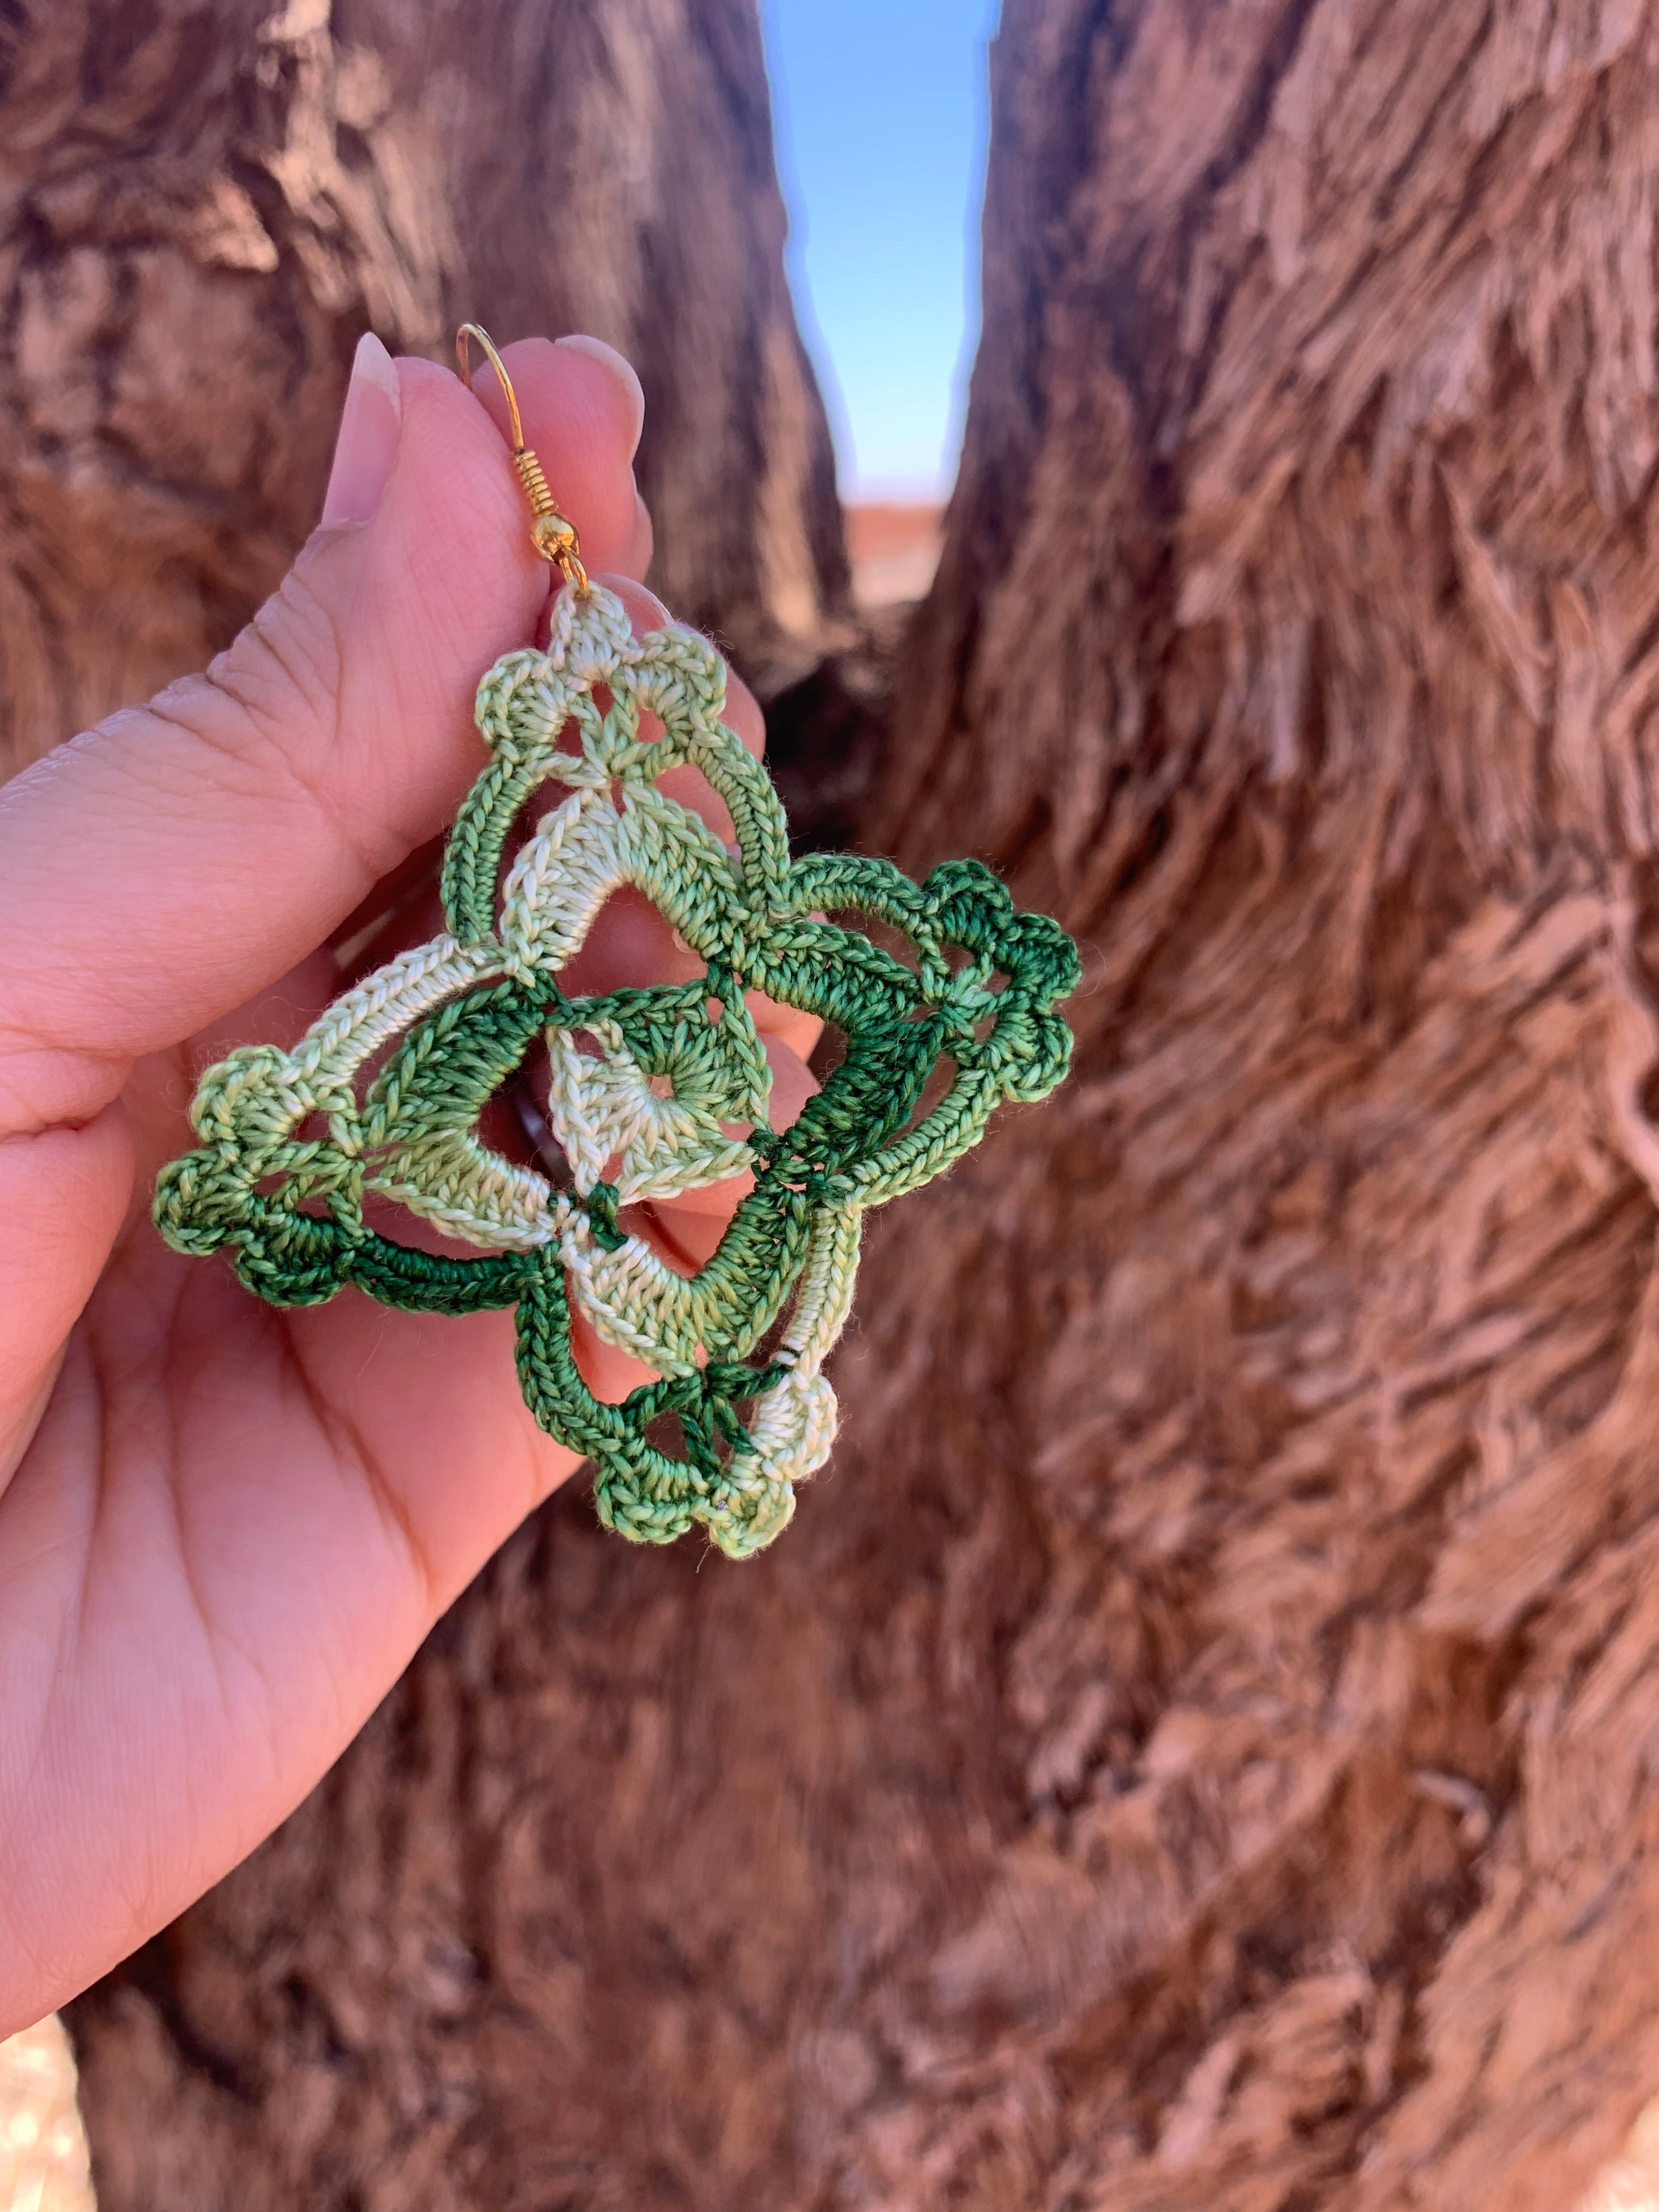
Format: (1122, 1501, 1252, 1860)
(456, 321, 590, 596)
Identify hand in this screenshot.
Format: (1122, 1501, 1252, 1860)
(0, 334, 815, 2030)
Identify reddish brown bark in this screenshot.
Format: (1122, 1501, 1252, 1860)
(0, 0, 847, 787)
(59, 1, 1659, 2208)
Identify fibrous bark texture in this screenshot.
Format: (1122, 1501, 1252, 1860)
(0, 0, 846, 784)
(65, 1, 1659, 2209)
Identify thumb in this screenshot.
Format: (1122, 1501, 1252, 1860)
(0, 332, 648, 1139)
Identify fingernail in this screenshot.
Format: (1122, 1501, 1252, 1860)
(556, 334, 645, 457)
(321, 332, 402, 528)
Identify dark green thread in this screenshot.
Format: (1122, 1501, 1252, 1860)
(154, 585, 1079, 1558)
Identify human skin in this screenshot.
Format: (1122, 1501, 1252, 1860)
(0, 333, 818, 2031)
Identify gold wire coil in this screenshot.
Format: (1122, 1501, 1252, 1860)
(455, 321, 590, 596)
(514, 446, 554, 510)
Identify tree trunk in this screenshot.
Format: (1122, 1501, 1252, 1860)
(63, 1, 1659, 2209)
(0, 0, 847, 787)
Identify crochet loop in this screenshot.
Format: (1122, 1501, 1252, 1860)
(154, 585, 1079, 1557)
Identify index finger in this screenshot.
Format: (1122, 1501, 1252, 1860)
(0, 336, 644, 1140)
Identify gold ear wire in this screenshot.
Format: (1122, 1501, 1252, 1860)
(456, 323, 590, 597)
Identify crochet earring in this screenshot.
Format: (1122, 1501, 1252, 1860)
(155, 325, 1080, 1558)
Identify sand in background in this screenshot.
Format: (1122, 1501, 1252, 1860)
(0, 2022, 93, 2212)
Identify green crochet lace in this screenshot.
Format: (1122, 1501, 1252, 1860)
(155, 584, 1079, 1556)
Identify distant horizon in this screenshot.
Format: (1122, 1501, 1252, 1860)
(761, 0, 999, 505)
(842, 492, 946, 512)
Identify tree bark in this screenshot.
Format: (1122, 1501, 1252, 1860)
(61, 1, 1659, 2209)
(0, 0, 847, 786)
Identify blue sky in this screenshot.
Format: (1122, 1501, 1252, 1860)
(761, 0, 1000, 502)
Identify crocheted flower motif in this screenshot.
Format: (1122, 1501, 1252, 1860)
(155, 585, 1080, 1558)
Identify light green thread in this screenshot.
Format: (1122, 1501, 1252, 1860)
(154, 585, 1080, 1558)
